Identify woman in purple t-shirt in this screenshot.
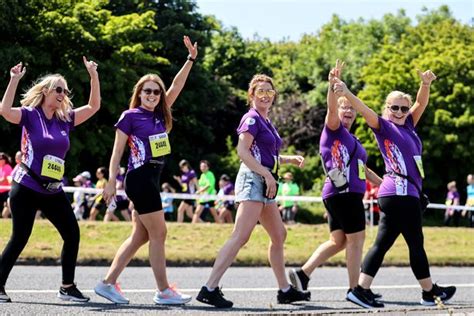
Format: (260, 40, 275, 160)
(95, 36, 196, 305)
(444, 181, 461, 226)
(289, 61, 382, 307)
(196, 74, 309, 308)
(333, 69, 456, 307)
(0, 57, 100, 303)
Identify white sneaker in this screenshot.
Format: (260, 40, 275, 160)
(94, 281, 129, 304)
(153, 287, 192, 305)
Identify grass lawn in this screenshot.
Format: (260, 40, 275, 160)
(0, 219, 472, 266)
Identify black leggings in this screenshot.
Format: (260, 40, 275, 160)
(361, 195, 430, 280)
(0, 182, 80, 286)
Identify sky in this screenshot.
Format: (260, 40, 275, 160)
(195, 0, 473, 41)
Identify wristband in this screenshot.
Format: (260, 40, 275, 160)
(187, 55, 196, 62)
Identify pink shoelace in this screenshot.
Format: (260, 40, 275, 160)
(114, 282, 124, 295)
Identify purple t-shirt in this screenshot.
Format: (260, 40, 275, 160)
(236, 108, 282, 170)
(446, 191, 460, 211)
(223, 182, 235, 207)
(181, 169, 197, 194)
(12, 107, 75, 194)
(371, 115, 423, 198)
(320, 123, 368, 199)
(115, 106, 168, 171)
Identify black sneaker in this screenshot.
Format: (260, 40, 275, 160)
(421, 283, 456, 306)
(58, 284, 90, 302)
(288, 268, 310, 291)
(368, 288, 382, 299)
(346, 285, 384, 308)
(277, 285, 311, 304)
(0, 286, 11, 303)
(196, 286, 233, 308)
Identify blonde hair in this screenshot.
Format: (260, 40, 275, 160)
(247, 74, 278, 106)
(385, 91, 413, 107)
(447, 181, 456, 190)
(129, 74, 172, 132)
(20, 74, 73, 122)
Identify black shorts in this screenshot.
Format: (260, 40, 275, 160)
(116, 199, 130, 211)
(323, 192, 365, 234)
(199, 201, 215, 208)
(0, 191, 9, 204)
(125, 162, 164, 215)
(182, 199, 195, 206)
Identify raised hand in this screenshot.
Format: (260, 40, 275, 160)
(332, 77, 349, 97)
(417, 69, 437, 85)
(10, 62, 26, 80)
(83, 56, 98, 78)
(183, 35, 198, 59)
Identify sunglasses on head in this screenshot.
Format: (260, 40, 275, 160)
(254, 89, 276, 99)
(142, 88, 161, 96)
(54, 86, 70, 96)
(388, 105, 410, 114)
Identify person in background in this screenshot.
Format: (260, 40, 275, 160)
(193, 160, 219, 223)
(88, 167, 108, 221)
(216, 174, 235, 223)
(277, 172, 300, 225)
(444, 181, 461, 227)
(0, 153, 13, 218)
(463, 174, 474, 227)
(104, 166, 131, 222)
(71, 173, 86, 220)
(363, 180, 380, 226)
(173, 159, 198, 222)
(161, 183, 176, 221)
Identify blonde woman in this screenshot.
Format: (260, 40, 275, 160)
(0, 57, 100, 303)
(95, 36, 197, 305)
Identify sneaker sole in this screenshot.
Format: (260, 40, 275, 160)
(196, 296, 233, 308)
(346, 291, 382, 309)
(0, 298, 12, 303)
(154, 296, 192, 305)
(288, 269, 304, 292)
(420, 297, 453, 306)
(57, 293, 90, 302)
(94, 288, 129, 304)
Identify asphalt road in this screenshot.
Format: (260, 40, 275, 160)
(1, 266, 473, 315)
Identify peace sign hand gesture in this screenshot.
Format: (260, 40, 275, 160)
(10, 63, 26, 81)
(417, 69, 436, 86)
(83, 56, 99, 79)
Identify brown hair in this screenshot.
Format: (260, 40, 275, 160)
(247, 74, 278, 106)
(129, 74, 172, 132)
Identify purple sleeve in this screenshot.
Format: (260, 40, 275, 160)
(405, 114, 415, 130)
(324, 122, 344, 135)
(19, 107, 31, 128)
(190, 170, 197, 180)
(115, 111, 132, 135)
(236, 113, 259, 138)
(371, 116, 389, 136)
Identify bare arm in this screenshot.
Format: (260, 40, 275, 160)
(326, 60, 344, 130)
(410, 69, 437, 127)
(165, 36, 198, 108)
(102, 129, 128, 203)
(365, 166, 383, 186)
(74, 56, 101, 126)
(1, 63, 26, 124)
(333, 78, 380, 130)
(279, 154, 305, 168)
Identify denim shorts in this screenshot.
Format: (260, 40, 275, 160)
(235, 163, 276, 204)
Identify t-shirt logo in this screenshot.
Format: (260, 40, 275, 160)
(61, 131, 67, 136)
(245, 117, 256, 125)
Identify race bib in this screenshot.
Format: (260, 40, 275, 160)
(413, 155, 425, 179)
(181, 183, 188, 192)
(41, 155, 65, 180)
(358, 159, 366, 180)
(149, 133, 171, 157)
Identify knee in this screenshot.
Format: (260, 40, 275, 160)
(330, 235, 346, 251)
(232, 232, 252, 248)
(270, 227, 287, 247)
(148, 227, 167, 243)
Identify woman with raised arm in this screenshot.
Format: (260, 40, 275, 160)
(94, 36, 197, 305)
(0, 57, 100, 303)
(288, 60, 382, 307)
(196, 74, 310, 308)
(333, 70, 456, 308)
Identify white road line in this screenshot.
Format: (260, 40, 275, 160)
(7, 283, 474, 293)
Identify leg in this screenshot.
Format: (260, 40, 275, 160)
(209, 207, 220, 223)
(345, 230, 365, 289)
(192, 204, 204, 223)
(0, 184, 37, 286)
(104, 210, 148, 284)
(302, 230, 346, 276)
(177, 202, 189, 223)
(206, 201, 263, 288)
(121, 209, 131, 221)
(138, 211, 169, 291)
(41, 192, 80, 286)
(89, 207, 99, 221)
(258, 202, 289, 289)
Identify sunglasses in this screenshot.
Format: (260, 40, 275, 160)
(54, 86, 70, 96)
(142, 88, 161, 96)
(255, 89, 276, 98)
(388, 105, 410, 114)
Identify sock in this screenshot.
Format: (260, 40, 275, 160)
(281, 285, 291, 293)
(206, 285, 216, 292)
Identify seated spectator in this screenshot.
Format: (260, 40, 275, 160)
(277, 172, 300, 225)
(216, 174, 235, 223)
(161, 182, 176, 221)
(444, 181, 461, 226)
